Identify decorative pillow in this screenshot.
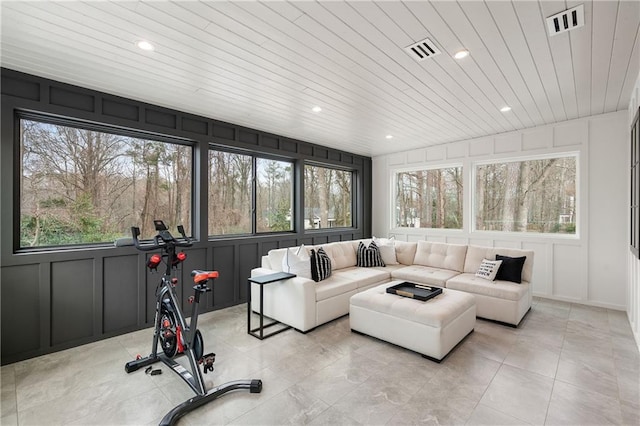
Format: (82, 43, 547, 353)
(356, 241, 386, 267)
(282, 245, 312, 280)
(310, 247, 332, 282)
(495, 254, 527, 284)
(475, 259, 503, 281)
(373, 236, 398, 265)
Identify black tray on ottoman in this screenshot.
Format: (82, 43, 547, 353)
(386, 282, 443, 301)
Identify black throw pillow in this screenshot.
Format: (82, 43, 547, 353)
(310, 247, 332, 282)
(495, 254, 526, 284)
(356, 241, 386, 267)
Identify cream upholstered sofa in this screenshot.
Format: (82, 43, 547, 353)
(250, 240, 534, 332)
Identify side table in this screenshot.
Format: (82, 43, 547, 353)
(247, 272, 296, 339)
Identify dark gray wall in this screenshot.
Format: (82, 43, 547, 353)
(0, 68, 372, 365)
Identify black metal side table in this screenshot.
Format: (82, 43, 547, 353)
(247, 272, 296, 340)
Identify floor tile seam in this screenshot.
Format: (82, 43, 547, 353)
(551, 375, 623, 403)
(542, 377, 558, 426)
(470, 355, 503, 420)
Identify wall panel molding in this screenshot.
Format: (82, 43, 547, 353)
(0, 67, 372, 364)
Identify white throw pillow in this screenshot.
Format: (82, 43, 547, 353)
(282, 245, 312, 279)
(373, 236, 399, 265)
(475, 258, 503, 281)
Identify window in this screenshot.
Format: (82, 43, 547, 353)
(394, 166, 463, 229)
(208, 150, 252, 235)
(208, 151, 294, 235)
(256, 158, 293, 232)
(475, 155, 577, 234)
(304, 165, 352, 229)
(20, 118, 192, 247)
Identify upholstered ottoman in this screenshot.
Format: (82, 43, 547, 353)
(349, 282, 476, 362)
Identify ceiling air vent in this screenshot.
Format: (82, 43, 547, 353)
(546, 4, 584, 36)
(405, 38, 441, 62)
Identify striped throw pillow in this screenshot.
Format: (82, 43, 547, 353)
(310, 247, 332, 282)
(356, 241, 386, 267)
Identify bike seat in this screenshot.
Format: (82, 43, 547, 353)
(191, 270, 219, 284)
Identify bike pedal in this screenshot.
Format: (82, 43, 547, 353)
(150, 369, 162, 376)
(145, 366, 153, 374)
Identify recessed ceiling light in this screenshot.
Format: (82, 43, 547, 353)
(136, 40, 155, 51)
(312, 106, 322, 113)
(500, 106, 512, 112)
(454, 49, 469, 59)
(385, 135, 393, 139)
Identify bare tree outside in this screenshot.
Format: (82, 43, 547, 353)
(304, 165, 352, 229)
(256, 159, 293, 232)
(208, 150, 252, 235)
(20, 119, 192, 247)
(475, 156, 576, 233)
(395, 167, 463, 229)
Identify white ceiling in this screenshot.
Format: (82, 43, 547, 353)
(1, 1, 639, 157)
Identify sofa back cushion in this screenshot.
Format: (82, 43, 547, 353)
(413, 241, 468, 272)
(394, 241, 417, 265)
(266, 248, 288, 272)
(266, 245, 313, 273)
(464, 245, 534, 283)
(282, 245, 313, 280)
(322, 241, 357, 270)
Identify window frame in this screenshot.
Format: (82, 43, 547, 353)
(303, 161, 357, 231)
(255, 156, 295, 235)
(471, 151, 580, 238)
(207, 144, 296, 238)
(390, 162, 464, 231)
(15, 112, 196, 252)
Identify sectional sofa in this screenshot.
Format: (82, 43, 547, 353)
(250, 239, 534, 332)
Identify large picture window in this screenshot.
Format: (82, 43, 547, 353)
(475, 155, 577, 234)
(20, 118, 192, 247)
(304, 165, 353, 229)
(208, 150, 252, 235)
(394, 166, 463, 229)
(208, 150, 294, 235)
(256, 158, 293, 232)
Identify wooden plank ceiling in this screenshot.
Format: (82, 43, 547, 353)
(1, 1, 639, 157)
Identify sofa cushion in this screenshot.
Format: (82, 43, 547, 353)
(413, 241, 467, 272)
(464, 246, 534, 283)
(475, 259, 502, 281)
(315, 275, 357, 301)
(322, 242, 357, 270)
(310, 248, 332, 282)
(266, 248, 288, 272)
(446, 273, 529, 301)
(391, 265, 460, 287)
(395, 241, 417, 265)
(333, 266, 390, 288)
(495, 255, 526, 284)
(282, 245, 312, 279)
(356, 241, 385, 267)
(373, 236, 399, 265)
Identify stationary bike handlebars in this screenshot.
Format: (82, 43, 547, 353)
(130, 219, 193, 252)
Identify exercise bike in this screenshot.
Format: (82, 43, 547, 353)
(119, 220, 261, 426)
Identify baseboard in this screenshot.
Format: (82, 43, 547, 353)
(532, 293, 626, 311)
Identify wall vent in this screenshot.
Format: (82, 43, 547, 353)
(405, 38, 441, 61)
(546, 4, 584, 36)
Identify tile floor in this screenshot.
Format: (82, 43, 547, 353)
(1, 297, 639, 425)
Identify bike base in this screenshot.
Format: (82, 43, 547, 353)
(159, 379, 263, 426)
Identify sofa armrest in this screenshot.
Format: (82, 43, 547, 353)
(250, 267, 317, 332)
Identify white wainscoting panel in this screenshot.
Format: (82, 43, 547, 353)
(372, 111, 628, 311)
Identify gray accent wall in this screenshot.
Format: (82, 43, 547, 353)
(0, 68, 372, 365)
